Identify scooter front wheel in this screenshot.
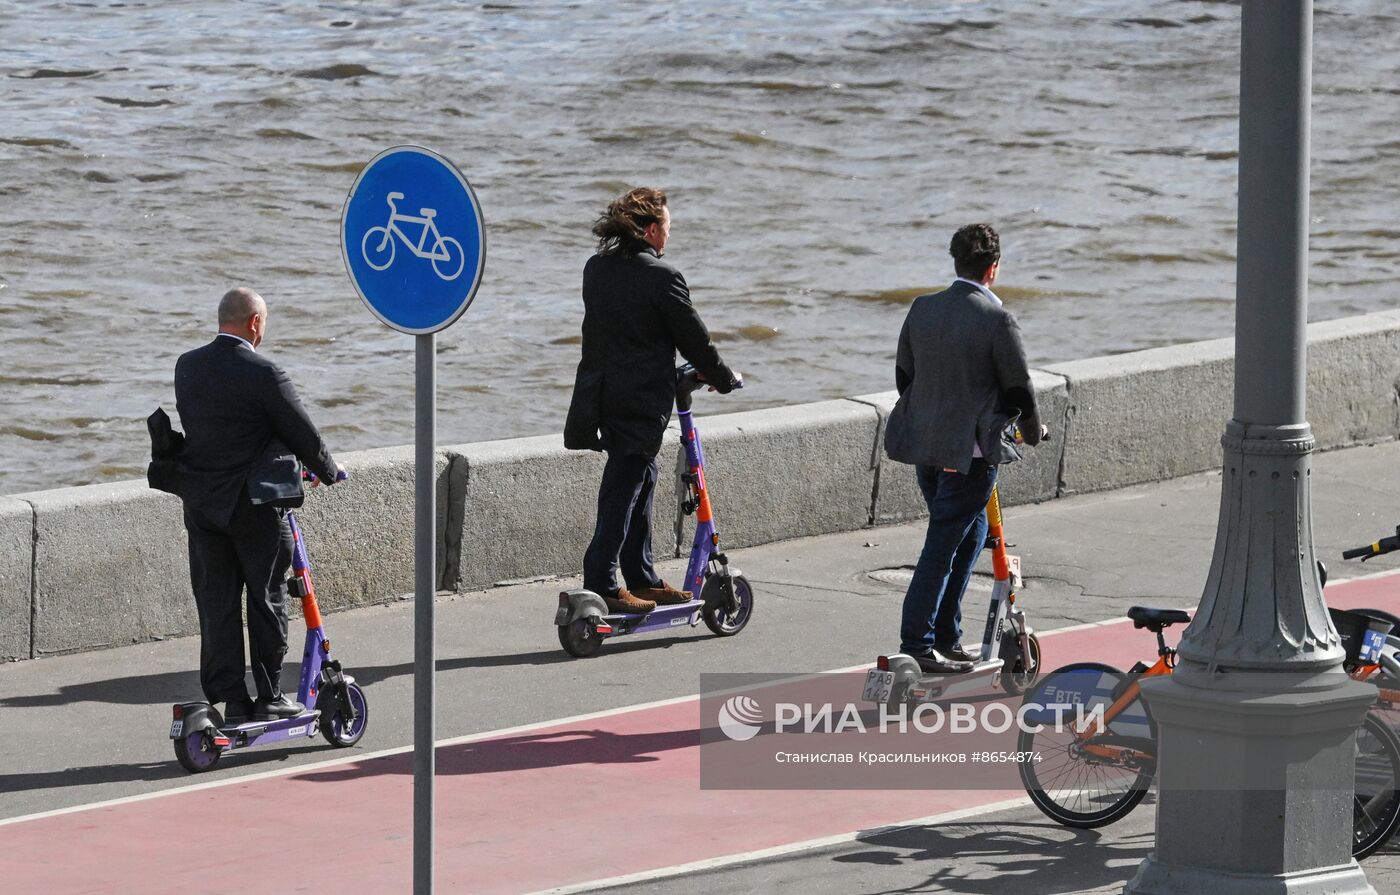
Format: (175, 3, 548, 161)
(702, 574, 754, 637)
(559, 618, 605, 658)
(1000, 633, 1042, 697)
(174, 730, 221, 774)
(319, 681, 369, 748)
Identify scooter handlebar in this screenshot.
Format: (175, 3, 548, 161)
(303, 469, 350, 485)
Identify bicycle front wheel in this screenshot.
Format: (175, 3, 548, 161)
(1018, 663, 1154, 828)
(362, 226, 395, 271)
(1354, 711, 1400, 860)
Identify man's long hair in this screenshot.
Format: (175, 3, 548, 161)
(592, 187, 667, 256)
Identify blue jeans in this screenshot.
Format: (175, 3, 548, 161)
(899, 460, 998, 653)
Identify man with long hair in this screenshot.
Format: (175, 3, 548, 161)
(565, 187, 739, 613)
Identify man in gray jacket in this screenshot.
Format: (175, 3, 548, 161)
(884, 224, 1045, 671)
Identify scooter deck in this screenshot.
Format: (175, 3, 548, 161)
(214, 710, 323, 751)
(603, 599, 704, 636)
(903, 659, 1006, 702)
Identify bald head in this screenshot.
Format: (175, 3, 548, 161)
(217, 287, 268, 348)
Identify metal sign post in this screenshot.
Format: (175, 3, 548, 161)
(341, 146, 485, 895)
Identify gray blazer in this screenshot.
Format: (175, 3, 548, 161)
(884, 280, 1042, 473)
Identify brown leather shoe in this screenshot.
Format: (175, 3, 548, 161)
(604, 588, 656, 614)
(633, 581, 693, 605)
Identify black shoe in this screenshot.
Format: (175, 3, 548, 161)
(253, 694, 305, 721)
(223, 698, 255, 725)
(937, 643, 980, 663)
(910, 649, 974, 674)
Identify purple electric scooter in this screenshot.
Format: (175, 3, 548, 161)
(555, 364, 753, 657)
(170, 471, 368, 772)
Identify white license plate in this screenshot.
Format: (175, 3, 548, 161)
(862, 669, 895, 703)
(169, 719, 184, 738)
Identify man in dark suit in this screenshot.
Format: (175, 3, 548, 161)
(884, 224, 1046, 671)
(565, 187, 739, 614)
(175, 287, 342, 722)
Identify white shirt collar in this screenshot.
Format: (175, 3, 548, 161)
(953, 277, 1003, 307)
(216, 332, 255, 352)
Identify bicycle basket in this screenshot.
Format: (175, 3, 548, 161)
(1329, 608, 1393, 669)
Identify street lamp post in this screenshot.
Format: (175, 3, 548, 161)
(1124, 2, 1377, 892)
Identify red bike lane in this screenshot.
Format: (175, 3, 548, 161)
(5, 574, 1398, 895)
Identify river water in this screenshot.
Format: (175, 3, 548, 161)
(1, 1, 1396, 495)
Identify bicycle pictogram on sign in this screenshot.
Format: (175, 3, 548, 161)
(360, 192, 465, 281)
(341, 144, 484, 335)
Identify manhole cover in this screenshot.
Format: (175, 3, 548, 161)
(868, 567, 995, 593)
(869, 567, 915, 586)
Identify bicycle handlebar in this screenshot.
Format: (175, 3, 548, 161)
(1343, 531, 1400, 561)
(303, 469, 349, 485)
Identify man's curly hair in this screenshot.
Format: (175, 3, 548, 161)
(950, 223, 1000, 280)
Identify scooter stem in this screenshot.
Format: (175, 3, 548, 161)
(987, 485, 1011, 583)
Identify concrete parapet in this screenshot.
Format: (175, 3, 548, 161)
(8, 310, 1400, 661)
(0, 498, 33, 660)
(688, 400, 879, 549)
(20, 481, 193, 656)
(1047, 337, 1235, 496)
(849, 391, 924, 526)
(293, 445, 455, 610)
(1304, 311, 1400, 448)
(852, 370, 1068, 524)
(448, 432, 682, 591)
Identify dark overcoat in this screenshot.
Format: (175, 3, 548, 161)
(565, 244, 734, 457)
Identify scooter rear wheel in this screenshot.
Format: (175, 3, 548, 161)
(319, 681, 369, 747)
(559, 618, 604, 657)
(702, 574, 754, 637)
(174, 730, 221, 774)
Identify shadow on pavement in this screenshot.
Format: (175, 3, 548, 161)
(832, 821, 1152, 894)
(0, 744, 317, 797)
(0, 631, 709, 709)
(300, 723, 725, 783)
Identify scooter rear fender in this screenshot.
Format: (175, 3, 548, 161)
(171, 702, 222, 738)
(555, 589, 608, 626)
(883, 654, 922, 690)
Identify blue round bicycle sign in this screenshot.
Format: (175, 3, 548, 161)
(341, 146, 485, 334)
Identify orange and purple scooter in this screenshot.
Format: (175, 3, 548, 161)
(169, 470, 368, 772)
(555, 364, 752, 657)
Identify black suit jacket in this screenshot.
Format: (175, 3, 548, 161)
(174, 335, 337, 526)
(565, 244, 735, 457)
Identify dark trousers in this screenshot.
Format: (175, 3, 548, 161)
(184, 497, 293, 704)
(583, 452, 665, 596)
(900, 459, 999, 653)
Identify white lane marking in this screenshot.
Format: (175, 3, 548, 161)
(6, 567, 1398, 829)
(524, 797, 1035, 895)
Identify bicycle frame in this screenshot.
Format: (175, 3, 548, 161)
(1074, 650, 1174, 763)
(380, 194, 452, 262)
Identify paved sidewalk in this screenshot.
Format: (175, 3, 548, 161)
(5, 440, 1400, 892)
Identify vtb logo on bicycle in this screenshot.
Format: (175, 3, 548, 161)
(360, 191, 466, 282)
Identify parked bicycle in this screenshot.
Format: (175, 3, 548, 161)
(1015, 602, 1400, 859)
(360, 191, 465, 281)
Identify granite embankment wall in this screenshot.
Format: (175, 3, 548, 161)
(5, 310, 1400, 661)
